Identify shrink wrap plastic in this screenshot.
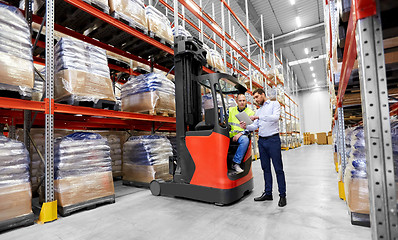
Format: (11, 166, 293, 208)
(109, 0, 147, 30)
(146, 6, 173, 44)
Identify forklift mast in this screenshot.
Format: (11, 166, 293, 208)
(173, 36, 207, 183)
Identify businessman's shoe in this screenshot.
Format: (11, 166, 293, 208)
(232, 164, 244, 173)
(278, 197, 287, 207)
(254, 192, 273, 201)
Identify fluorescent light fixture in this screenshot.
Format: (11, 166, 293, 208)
(308, 58, 312, 64)
(312, 73, 315, 77)
(289, 0, 295, 5)
(295, 16, 301, 28)
(187, 0, 200, 13)
(314, 79, 317, 82)
(304, 48, 309, 55)
(310, 66, 313, 71)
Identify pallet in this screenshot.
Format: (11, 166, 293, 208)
(112, 171, 123, 180)
(0, 83, 32, 100)
(148, 31, 173, 48)
(351, 212, 371, 227)
(56, 96, 118, 110)
(0, 213, 35, 233)
(110, 12, 148, 35)
(140, 109, 176, 117)
(123, 180, 149, 188)
(58, 195, 115, 217)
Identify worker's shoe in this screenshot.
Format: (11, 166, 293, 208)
(278, 197, 287, 207)
(254, 192, 273, 201)
(232, 163, 244, 173)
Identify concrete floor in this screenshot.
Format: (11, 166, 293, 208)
(1, 145, 371, 240)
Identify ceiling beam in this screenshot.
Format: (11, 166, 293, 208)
(244, 22, 325, 50)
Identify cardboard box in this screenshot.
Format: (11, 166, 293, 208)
(55, 69, 116, 102)
(122, 90, 175, 113)
(123, 162, 172, 183)
(0, 53, 34, 89)
(327, 136, 333, 145)
(109, 0, 147, 30)
(0, 183, 32, 222)
(328, 131, 332, 136)
(346, 178, 370, 214)
(310, 134, 315, 144)
(316, 132, 327, 145)
(54, 171, 114, 207)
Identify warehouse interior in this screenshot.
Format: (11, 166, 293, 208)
(0, 0, 396, 239)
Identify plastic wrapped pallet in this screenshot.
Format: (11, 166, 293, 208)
(16, 129, 70, 194)
(109, 0, 147, 31)
(121, 73, 175, 114)
(146, 6, 173, 45)
(0, 136, 33, 223)
(0, 3, 34, 98)
(172, 25, 191, 37)
(32, 68, 44, 101)
(54, 37, 116, 103)
(344, 126, 370, 214)
(54, 132, 114, 208)
(203, 45, 226, 73)
(123, 135, 173, 183)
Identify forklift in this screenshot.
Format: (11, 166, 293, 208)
(149, 36, 253, 205)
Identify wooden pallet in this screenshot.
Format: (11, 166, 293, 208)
(122, 180, 149, 188)
(0, 83, 32, 100)
(141, 109, 176, 117)
(58, 195, 115, 217)
(111, 12, 148, 35)
(148, 31, 173, 48)
(57, 96, 118, 110)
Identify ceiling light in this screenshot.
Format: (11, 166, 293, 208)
(314, 79, 317, 82)
(304, 48, 309, 55)
(289, 0, 295, 5)
(310, 66, 313, 71)
(295, 16, 301, 28)
(312, 73, 315, 77)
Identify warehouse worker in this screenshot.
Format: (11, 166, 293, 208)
(228, 94, 254, 173)
(240, 88, 287, 207)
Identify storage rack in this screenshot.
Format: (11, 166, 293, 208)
(0, 0, 301, 224)
(325, 0, 398, 237)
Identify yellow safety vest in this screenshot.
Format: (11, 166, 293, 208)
(228, 106, 255, 138)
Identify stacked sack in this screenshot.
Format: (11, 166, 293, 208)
(121, 73, 175, 114)
(344, 126, 369, 215)
(0, 136, 33, 225)
(54, 132, 114, 208)
(123, 135, 173, 184)
(203, 45, 226, 73)
(172, 25, 191, 38)
(103, 133, 124, 177)
(54, 37, 116, 104)
(16, 129, 69, 194)
(0, 3, 34, 98)
(109, 0, 147, 31)
(146, 6, 173, 45)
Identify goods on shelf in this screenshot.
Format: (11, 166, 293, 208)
(54, 37, 116, 104)
(145, 6, 173, 45)
(0, 3, 34, 98)
(16, 129, 70, 194)
(172, 25, 191, 37)
(203, 45, 226, 73)
(344, 126, 369, 214)
(109, 0, 147, 31)
(32, 68, 44, 101)
(131, 59, 151, 73)
(121, 72, 175, 114)
(265, 69, 284, 85)
(19, 0, 45, 14)
(123, 135, 173, 183)
(93, 131, 128, 177)
(54, 132, 114, 208)
(0, 136, 33, 224)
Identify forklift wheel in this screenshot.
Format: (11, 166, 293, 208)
(150, 180, 161, 196)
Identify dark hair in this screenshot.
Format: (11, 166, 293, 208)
(253, 88, 265, 95)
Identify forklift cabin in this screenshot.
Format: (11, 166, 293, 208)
(149, 36, 253, 205)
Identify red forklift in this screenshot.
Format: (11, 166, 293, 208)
(149, 36, 253, 205)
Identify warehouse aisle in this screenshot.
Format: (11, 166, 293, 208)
(1, 145, 371, 240)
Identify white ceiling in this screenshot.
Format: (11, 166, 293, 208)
(156, 0, 326, 89)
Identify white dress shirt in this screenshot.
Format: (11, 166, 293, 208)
(246, 99, 280, 137)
